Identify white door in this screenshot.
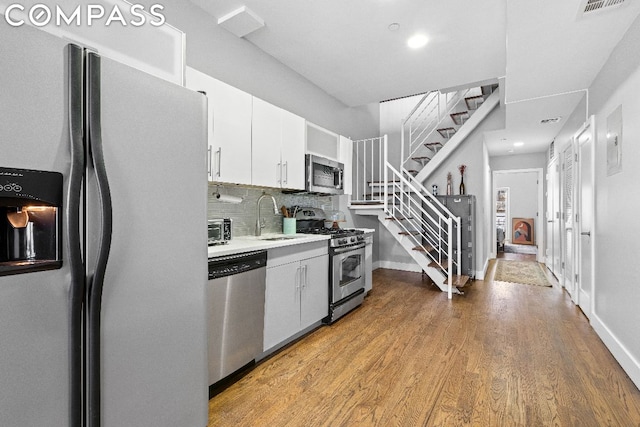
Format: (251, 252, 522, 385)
(551, 161, 562, 279)
(545, 161, 554, 272)
(562, 144, 577, 302)
(576, 118, 595, 318)
(546, 158, 563, 279)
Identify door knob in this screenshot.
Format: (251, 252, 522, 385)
(581, 231, 591, 236)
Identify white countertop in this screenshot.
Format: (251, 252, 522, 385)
(356, 228, 375, 235)
(208, 233, 331, 258)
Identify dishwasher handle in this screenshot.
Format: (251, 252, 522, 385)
(208, 250, 267, 280)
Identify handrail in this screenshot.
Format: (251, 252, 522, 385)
(401, 87, 473, 171)
(403, 90, 437, 125)
(351, 132, 462, 298)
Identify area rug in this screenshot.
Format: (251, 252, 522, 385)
(493, 260, 551, 287)
(503, 243, 538, 255)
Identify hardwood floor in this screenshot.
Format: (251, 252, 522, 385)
(208, 263, 640, 426)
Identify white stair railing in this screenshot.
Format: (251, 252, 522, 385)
(351, 136, 386, 205)
(401, 88, 472, 172)
(382, 139, 461, 299)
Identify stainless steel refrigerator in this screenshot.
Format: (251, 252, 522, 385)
(0, 23, 209, 427)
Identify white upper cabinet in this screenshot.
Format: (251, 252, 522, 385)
(185, 67, 252, 185)
(306, 122, 339, 161)
(251, 97, 305, 190)
(280, 110, 306, 190)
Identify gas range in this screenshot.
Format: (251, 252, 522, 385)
(301, 227, 365, 248)
(293, 206, 365, 248)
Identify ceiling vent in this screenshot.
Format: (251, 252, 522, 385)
(579, 0, 627, 18)
(218, 6, 265, 38)
(540, 117, 562, 124)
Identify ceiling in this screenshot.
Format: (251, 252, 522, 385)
(189, 0, 640, 156)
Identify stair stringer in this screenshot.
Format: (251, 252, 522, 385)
(413, 89, 500, 184)
(375, 210, 461, 294)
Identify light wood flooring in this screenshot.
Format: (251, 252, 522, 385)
(208, 261, 640, 426)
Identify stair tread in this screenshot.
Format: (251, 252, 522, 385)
(437, 127, 456, 138)
(412, 245, 434, 252)
(424, 142, 443, 147)
(465, 95, 485, 110)
(350, 201, 385, 206)
(399, 231, 421, 236)
(411, 156, 431, 160)
(428, 259, 449, 269)
(450, 111, 470, 125)
(442, 275, 471, 288)
(385, 216, 414, 221)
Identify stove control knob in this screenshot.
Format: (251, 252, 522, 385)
(357, 236, 364, 242)
(339, 239, 347, 245)
(350, 237, 356, 243)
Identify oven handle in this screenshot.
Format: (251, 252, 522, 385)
(331, 243, 365, 254)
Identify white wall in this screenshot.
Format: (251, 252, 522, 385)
(554, 14, 640, 388)
(142, 1, 379, 141)
(589, 13, 640, 388)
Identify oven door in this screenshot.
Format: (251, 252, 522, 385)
(331, 243, 365, 302)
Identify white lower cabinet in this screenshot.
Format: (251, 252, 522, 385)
(263, 243, 328, 352)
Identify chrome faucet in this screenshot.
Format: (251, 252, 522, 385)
(255, 193, 280, 236)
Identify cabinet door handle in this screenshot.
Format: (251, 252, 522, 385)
(207, 146, 212, 177)
(302, 264, 307, 289)
(215, 148, 222, 178)
(283, 161, 288, 185)
(277, 162, 282, 184)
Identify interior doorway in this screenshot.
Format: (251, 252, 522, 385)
(492, 168, 544, 262)
(576, 116, 595, 318)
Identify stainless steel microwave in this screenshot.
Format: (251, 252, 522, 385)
(208, 218, 232, 246)
(306, 154, 344, 195)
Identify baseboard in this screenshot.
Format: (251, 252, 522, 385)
(377, 260, 422, 273)
(591, 312, 640, 390)
(476, 258, 490, 281)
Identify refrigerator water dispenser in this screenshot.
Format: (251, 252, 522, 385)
(0, 167, 63, 276)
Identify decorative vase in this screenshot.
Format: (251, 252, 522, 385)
(458, 165, 467, 195)
(446, 173, 452, 195)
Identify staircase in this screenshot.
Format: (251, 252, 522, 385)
(404, 85, 499, 183)
(349, 84, 500, 297)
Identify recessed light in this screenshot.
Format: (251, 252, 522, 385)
(513, 141, 524, 147)
(388, 23, 400, 31)
(407, 34, 428, 49)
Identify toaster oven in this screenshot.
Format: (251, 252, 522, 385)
(208, 218, 232, 246)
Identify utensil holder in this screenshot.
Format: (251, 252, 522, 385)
(283, 218, 296, 235)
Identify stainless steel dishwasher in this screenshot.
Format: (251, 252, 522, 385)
(207, 250, 267, 392)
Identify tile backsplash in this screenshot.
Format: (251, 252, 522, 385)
(207, 183, 335, 236)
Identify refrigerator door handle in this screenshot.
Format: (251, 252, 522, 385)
(87, 51, 114, 427)
(67, 43, 86, 427)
